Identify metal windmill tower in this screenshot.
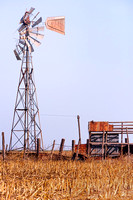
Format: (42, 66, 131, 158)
(9, 7, 65, 151)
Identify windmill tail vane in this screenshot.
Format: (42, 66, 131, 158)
(9, 7, 65, 151)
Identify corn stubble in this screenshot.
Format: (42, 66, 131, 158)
(0, 156, 132, 200)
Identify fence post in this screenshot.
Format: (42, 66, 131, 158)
(51, 140, 55, 159)
(37, 138, 40, 158)
(77, 115, 81, 144)
(2, 132, 5, 161)
(59, 138, 65, 159)
(72, 140, 75, 155)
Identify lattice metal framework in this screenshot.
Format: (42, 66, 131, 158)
(9, 50, 44, 150)
(9, 7, 65, 151)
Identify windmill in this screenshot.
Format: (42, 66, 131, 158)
(9, 7, 65, 151)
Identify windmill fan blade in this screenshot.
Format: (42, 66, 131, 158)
(14, 50, 21, 60)
(18, 45, 24, 52)
(29, 32, 44, 40)
(32, 17, 42, 28)
(31, 12, 40, 22)
(29, 26, 44, 32)
(18, 24, 26, 32)
(16, 45, 20, 53)
(28, 36, 41, 46)
(21, 7, 35, 24)
(19, 39, 25, 46)
(45, 16, 65, 35)
(20, 35, 25, 40)
(20, 29, 26, 35)
(28, 7, 35, 14)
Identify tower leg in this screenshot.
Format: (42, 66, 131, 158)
(9, 50, 43, 151)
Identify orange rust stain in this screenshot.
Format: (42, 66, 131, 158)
(89, 121, 113, 132)
(75, 144, 87, 154)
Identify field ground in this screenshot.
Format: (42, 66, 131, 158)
(0, 153, 133, 200)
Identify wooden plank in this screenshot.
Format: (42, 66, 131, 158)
(109, 121, 133, 123)
(89, 142, 133, 145)
(89, 121, 112, 132)
(89, 131, 133, 134)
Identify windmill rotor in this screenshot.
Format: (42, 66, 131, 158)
(14, 7, 65, 60)
(14, 7, 44, 60)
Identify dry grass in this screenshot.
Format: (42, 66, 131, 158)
(0, 155, 133, 199)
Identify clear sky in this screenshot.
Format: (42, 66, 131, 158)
(0, 0, 133, 149)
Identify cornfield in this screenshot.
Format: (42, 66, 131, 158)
(0, 155, 132, 199)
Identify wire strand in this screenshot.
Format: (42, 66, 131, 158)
(40, 114, 77, 118)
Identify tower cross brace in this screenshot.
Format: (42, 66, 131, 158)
(9, 7, 65, 151)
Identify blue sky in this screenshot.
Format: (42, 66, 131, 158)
(0, 0, 133, 148)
